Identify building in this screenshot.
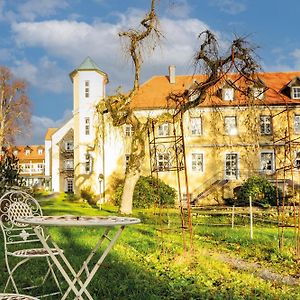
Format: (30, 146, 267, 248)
(11, 145, 45, 187)
(45, 56, 300, 205)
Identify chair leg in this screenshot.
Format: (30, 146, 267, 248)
(4, 257, 30, 293)
(46, 257, 62, 295)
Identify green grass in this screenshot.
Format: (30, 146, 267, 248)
(1, 193, 300, 299)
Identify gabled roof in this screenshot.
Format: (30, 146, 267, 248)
(69, 56, 108, 82)
(130, 71, 300, 109)
(10, 145, 45, 161)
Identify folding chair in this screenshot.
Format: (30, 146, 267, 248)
(0, 190, 62, 298)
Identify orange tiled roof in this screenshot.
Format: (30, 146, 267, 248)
(12, 145, 45, 162)
(130, 71, 300, 109)
(45, 128, 57, 141)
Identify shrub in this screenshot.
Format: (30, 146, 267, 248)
(112, 176, 176, 208)
(80, 186, 97, 206)
(234, 176, 282, 207)
(0, 149, 25, 196)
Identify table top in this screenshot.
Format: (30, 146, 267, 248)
(16, 215, 141, 227)
(0, 293, 40, 300)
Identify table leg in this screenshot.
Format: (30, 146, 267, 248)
(77, 226, 125, 297)
(34, 226, 93, 300)
(62, 227, 112, 300)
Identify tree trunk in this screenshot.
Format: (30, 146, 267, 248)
(120, 169, 141, 215)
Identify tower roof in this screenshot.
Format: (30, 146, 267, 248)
(69, 56, 108, 82)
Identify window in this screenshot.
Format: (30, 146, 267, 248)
(190, 117, 202, 135)
(13, 150, 18, 156)
(85, 80, 90, 98)
(260, 152, 274, 172)
(125, 125, 134, 137)
(225, 153, 238, 178)
(25, 149, 31, 155)
(65, 141, 74, 151)
(192, 153, 203, 172)
(260, 115, 272, 135)
(38, 148, 43, 155)
(295, 151, 300, 169)
(224, 116, 238, 135)
(37, 163, 44, 172)
(253, 87, 264, 100)
(292, 87, 300, 99)
(65, 178, 74, 193)
(158, 123, 170, 136)
(157, 153, 170, 171)
(64, 159, 74, 170)
(295, 115, 300, 134)
(222, 88, 234, 101)
(125, 154, 130, 169)
(85, 117, 90, 135)
(85, 153, 92, 174)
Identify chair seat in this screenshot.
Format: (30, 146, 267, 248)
(0, 293, 40, 300)
(8, 248, 60, 258)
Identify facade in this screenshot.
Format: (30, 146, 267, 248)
(45, 56, 300, 205)
(12, 145, 45, 187)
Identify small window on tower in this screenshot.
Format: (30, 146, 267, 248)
(85, 117, 90, 135)
(85, 80, 90, 98)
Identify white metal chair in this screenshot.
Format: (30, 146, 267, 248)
(0, 190, 62, 298)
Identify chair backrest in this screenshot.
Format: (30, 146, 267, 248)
(0, 190, 43, 248)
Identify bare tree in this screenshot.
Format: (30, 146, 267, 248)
(0, 66, 31, 149)
(98, 1, 261, 215)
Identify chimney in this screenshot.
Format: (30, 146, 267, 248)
(168, 65, 176, 84)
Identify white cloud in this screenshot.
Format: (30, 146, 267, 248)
(11, 10, 220, 91)
(12, 57, 69, 93)
(1, 0, 68, 22)
(210, 0, 247, 15)
(166, 0, 191, 19)
(292, 49, 300, 69)
(16, 110, 73, 145)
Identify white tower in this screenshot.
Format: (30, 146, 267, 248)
(69, 57, 108, 195)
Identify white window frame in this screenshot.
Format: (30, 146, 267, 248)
(294, 115, 300, 134)
(225, 153, 239, 179)
(190, 117, 202, 136)
(158, 123, 170, 137)
(222, 88, 234, 101)
(38, 148, 43, 155)
(25, 149, 31, 155)
(253, 87, 264, 100)
(65, 141, 74, 151)
(85, 80, 90, 98)
(292, 87, 300, 99)
(13, 150, 18, 156)
(65, 178, 74, 193)
(157, 153, 170, 171)
(64, 159, 74, 170)
(191, 153, 203, 172)
(224, 116, 238, 135)
(295, 151, 300, 169)
(125, 125, 134, 137)
(125, 154, 130, 169)
(85, 117, 90, 135)
(260, 115, 272, 135)
(85, 153, 92, 174)
(260, 151, 275, 173)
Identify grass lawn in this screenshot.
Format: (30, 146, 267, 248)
(1, 193, 300, 299)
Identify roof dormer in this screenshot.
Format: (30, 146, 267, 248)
(222, 81, 235, 101)
(286, 77, 300, 99)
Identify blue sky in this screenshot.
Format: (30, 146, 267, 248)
(0, 0, 299, 145)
